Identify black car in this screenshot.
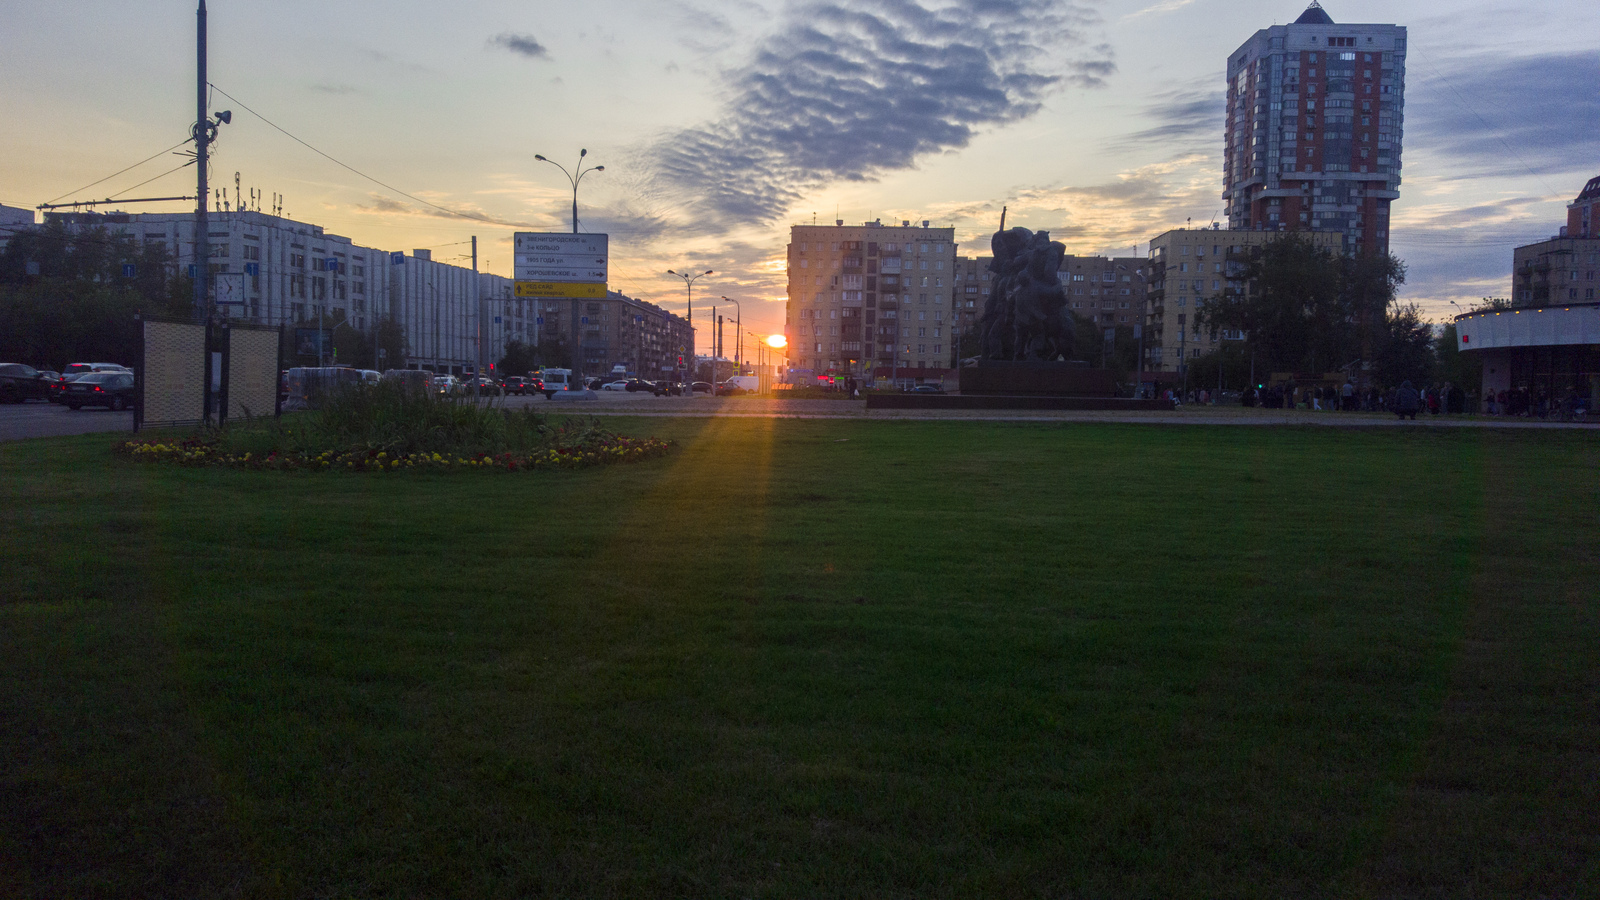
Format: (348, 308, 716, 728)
(0, 363, 53, 403)
(503, 376, 530, 395)
(64, 371, 136, 411)
(691, 381, 712, 394)
(624, 379, 656, 393)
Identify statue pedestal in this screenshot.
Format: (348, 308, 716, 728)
(959, 361, 1116, 397)
(865, 362, 1174, 411)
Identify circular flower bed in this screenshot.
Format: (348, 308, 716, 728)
(113, 434, 671, 473)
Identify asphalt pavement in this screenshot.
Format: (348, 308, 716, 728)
(4, 390, 1593, 443)
(0, 400, 134, 442)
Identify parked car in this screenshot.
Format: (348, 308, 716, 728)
(503, 376, 529, 395)
(909, 384, 946, 394)
(601, 380, 629, 391)
(0, 363, 54, 403)
(53, 363, 130, 403)
(64, 371, 136, 411)
(62, 362, 130, 377)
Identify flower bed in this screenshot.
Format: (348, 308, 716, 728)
(113, 433, 671, 473)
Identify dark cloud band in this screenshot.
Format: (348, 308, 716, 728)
(643, 0, 1111, 230)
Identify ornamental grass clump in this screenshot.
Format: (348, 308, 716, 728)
(114, 381, 670, 473)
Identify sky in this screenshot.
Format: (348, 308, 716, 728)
(2, 0, 1595, 340)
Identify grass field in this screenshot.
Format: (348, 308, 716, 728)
(2, 417, 1596, 899)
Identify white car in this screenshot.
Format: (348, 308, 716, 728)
(601, 380, 629, 391)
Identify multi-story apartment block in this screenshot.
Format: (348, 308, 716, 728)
(1459, 174, 1600, 402)
(1146, 227, 1342, 371)
(1511, 176, 1600, 307)
(785, 219, 958, 383)
(1223, 2, 1405, 257)
(528, 291, 691, 380)
(1565, 175, 1599, 240)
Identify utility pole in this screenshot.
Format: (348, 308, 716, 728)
(194, 0, 209, 327)
(472, 235, 482, 399)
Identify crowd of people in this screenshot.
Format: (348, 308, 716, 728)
(1212, 379, 1591, 419)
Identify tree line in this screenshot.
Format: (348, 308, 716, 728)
(1188, 235, 1479, 391)
(0, 222, 193, 366)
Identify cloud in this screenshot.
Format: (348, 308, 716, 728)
(1120, 0, 1198, 21)
(1407, 51, 1598, 178)
(636, 0, 1112, 231)
(488, 32, 549, 60)
(1108, 86, 1224, 152)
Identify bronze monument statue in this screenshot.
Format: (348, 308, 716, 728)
(980, 222, 1075, 361)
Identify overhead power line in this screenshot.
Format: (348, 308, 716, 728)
(208, 83, 540, 229)
(44, 139, 193, 206)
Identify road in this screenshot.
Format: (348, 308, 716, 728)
(4, 390, 1593, 443)
(0, 400, 134, 442)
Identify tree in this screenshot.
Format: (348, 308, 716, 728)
(534, 336, 571, 369)
(0, 221, 188, 365)
(497, 338, 539, 377)
(1185, 344, 1254, 393)
(1343, 251, 1407, 364)
(1436, 323, 1481, 397)
(1466, 296, 1513, 313)
(1194, 234, 1345, 373)
(1372, 302, 1435, 388)
(373, 316, 407, 371)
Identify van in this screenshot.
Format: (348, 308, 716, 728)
(539, 368, 572, 398)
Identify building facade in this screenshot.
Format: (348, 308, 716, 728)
(529, 291, 691, 381)
(35, 209, 547, 374)
(785, 219, 958, 383)
(1146, 227, 1343, 372)
(1457, 174, 1600, 403)
(1565, 175, 1599, 240)
(0, 203, 33, 254)
(1223, 2, 1405, 256)
(1513, 238, 1600, 307)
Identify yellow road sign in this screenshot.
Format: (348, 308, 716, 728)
(514, 281, 607, 299)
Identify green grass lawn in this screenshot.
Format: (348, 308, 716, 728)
(2, 418, 1596, 899)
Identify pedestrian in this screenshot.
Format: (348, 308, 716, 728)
(1394, 380, 1421, 420)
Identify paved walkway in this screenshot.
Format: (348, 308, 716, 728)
(509, 394, 1600, 429)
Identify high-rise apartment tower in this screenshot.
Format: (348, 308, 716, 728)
(1222, 2, 1405, 256)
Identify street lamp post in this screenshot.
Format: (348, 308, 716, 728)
(720, 296, 741, 375)
(668, 269, 712, 387)
(533, 149, 604, 234)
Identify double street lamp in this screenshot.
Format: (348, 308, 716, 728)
(534, 149, 604, 234)
(667, 268, 712, 384)
(720, 296, 741, 376)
